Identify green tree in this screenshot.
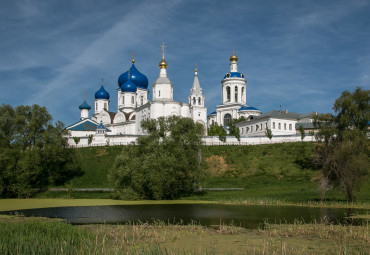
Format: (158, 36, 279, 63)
(313, 88, 369, 202)
(0, 104, 82, 198)
(208, 123, 226, 142)
(110, 116, 205, 200)
(298, 124, 306, 141)
(265, 128, 273, 140)
(87, 135, 93, 145)
(73, 137, 80, 145)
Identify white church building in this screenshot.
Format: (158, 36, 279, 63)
(66, 45, 207, 141)
(66, 48, 316, 146)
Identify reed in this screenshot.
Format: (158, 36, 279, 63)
(1, 215, 369, 254)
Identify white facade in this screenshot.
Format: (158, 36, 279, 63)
(67, 48, 207, 139)
(208, 52, 261, 128)
(67, 49, 317, 145)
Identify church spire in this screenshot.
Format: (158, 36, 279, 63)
(189, 65, 204, 107)
(159, 42, 168, 69)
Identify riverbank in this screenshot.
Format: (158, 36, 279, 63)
(1, 198, 369, 212)
(1, 215, 368, 254)
(54, 143, 370, 204)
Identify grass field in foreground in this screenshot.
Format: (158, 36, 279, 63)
(1, 215, 368, 254)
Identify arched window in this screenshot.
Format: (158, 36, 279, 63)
(96, 102, 97, 110)
(226, 87, 230, 102)
(284, 123, 287, 130)
(131, 96, 134, 104)
(235, 86, 238, 102)
(212, 120, 215, 125)
(193, 97, 196, 105)
(224, 113, 232, 126)
(289, 124, 292, 130)
(273, 122, 275, 129)
(104, 103, 107, 110)
(122, 96, 125, 105)
(158, 90, 161, 97)
(140, 96, 143, 106)
(242, 87, 245, 99)
(198, 97, 201, 105)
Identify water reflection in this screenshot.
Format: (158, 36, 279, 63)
(2, 204, 366, 229)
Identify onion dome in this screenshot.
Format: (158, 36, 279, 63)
(159, 57, 168, 69)
(121, 78, 137, 93)
(79, 100, 91, 110)
(229, 51, 238, 62)
(118, 63, 149, 89)
(95, 84, 110, 100)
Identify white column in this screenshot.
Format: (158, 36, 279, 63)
(238, 85, 242, 103)
(231, 85, 235, 103)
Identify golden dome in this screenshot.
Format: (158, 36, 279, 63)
(159, 58, 168, 69)
(229, 51, 238, 62)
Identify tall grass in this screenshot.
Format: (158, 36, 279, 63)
(0, 219, 99, 254)
(1, 215, 369, 254)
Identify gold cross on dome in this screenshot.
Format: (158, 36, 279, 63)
(161, 42, 167, 59)
(101, 78, 104, 86)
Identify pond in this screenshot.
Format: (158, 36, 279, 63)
(2, 204, 367, 229)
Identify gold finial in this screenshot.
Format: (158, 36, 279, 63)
(159, 42, 168, 69)
(195, 63, 198, 72)
(229, 51, 238, 63)
(132, 52, 135, 63)
(83, 91, 87, 100)
(101, 78, 104, 86)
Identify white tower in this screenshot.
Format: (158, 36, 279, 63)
(119, 69, 137, 112)
(189, 66, 205, 107)
(189, 66, 207, 130)
(79, 96, 91, 120)
(152, 42, 173, 101)
(94, 79, 110, 114)
(221, 52, 246, 105)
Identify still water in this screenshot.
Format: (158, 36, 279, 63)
(3, 204, 366, 229)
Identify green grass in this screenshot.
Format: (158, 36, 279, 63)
(1, 215, 369, 254)
(44, 142, 370, 205)
(67, 146, 123, 188)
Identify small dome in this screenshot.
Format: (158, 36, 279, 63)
(238, 106, 259, 111)
(229, 51, 238, 62)
(79, 100, 91, 110)
(159, 58, 168, 69)
(121, 79, 137, 93)
(95, 85, 110, 100)
(118, 64, 148, 89)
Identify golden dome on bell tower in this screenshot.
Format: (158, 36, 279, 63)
(159, 42, 168, 69)
(159, 57, 168, 69)
(229, 51, 238, 63)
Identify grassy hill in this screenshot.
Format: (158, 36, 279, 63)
(46, 142, 370, 203)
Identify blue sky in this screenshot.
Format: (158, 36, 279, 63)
(1, 0, 369, 125)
